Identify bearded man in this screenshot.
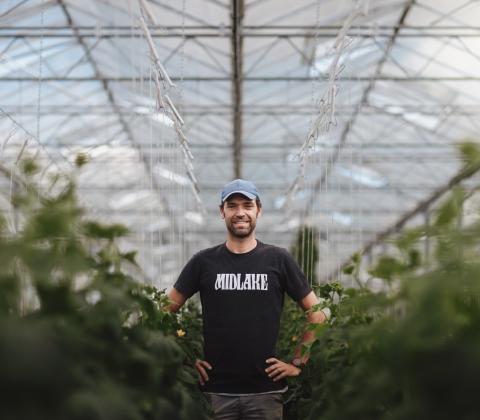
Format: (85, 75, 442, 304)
(167, 179, 329, 420)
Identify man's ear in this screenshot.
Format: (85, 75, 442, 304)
(257, 207, 262, 218)
(219, 205, 225, 219)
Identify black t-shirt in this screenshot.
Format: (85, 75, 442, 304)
(174, 240, 312, 394)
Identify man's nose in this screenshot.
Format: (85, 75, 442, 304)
(234, 207, 246, 217)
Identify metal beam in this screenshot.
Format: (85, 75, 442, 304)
(6, 25, 480, 30)
(120, 228, 386, 236)
(2, 76, 480, 82)
(3, 154, 463, 164)
(3, 110, 480, 117)
(0, 207, 415, 215)
(10, 183, 457, 192)
(231, 0, 244, 178)
(324, 157, 480, 283)
(1, 141, 466, 150)
(5, 32, 480, 39)
(2, 104, 479, 115)
(4, 23, 480, 38)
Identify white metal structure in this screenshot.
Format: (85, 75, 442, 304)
(1, 0, 480, 287)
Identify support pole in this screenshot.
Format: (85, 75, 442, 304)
(231, 0, 244, 179)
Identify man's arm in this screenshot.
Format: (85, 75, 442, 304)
(265, 291, 328, 381)
(166, 287, 213, 384)
(294, 291, 329, 364)
(166, 287, 188, 313)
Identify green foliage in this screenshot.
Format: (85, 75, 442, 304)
(4, 140, 480, 420)
(434, 187, 465, 228)
(368, 255, 407, 282)
(0, 167, 209, 420)
(278, 142, 480, 420)
(83, 220, 130, 241)
(19, 157, 40, 176)
(459, 140, 480, 170)
(75, 152, 90, 168)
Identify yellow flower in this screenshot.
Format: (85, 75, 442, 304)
(291, 335, 298, 342)
(176, 329, 186, 337)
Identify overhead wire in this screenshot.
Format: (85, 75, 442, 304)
(137, 0, 205, 216)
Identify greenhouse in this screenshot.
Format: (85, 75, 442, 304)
(1, 1, 480, 419)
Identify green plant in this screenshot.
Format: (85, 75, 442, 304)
(279, 142, 480, 420)
(0, 160, 209, 420)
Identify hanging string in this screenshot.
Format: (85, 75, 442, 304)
(35, 0, 44, 148)
(180, 0, 187, 268)
(308, 0, 322, 287)
(283, 1, 369, 218)
(136, 0, 205, 215)
(4, 0, 46, 240)
(285, 0, 370, 285)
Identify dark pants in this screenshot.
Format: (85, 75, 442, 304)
(206, 393, 283, 420)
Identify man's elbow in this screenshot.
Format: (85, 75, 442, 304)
(166, 288, 187, 313)
(299, 291, 331, 323)
(167, 301, 181, 313)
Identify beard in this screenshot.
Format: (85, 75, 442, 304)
(226, 217, 257, 238)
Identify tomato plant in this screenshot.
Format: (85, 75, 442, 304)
(0, 160, 209, 420)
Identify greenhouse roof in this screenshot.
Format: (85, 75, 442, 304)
(1, 0, 480, 286)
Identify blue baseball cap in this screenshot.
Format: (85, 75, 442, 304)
(221, 179, 260, 202)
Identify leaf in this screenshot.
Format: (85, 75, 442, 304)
(19, 158, 40, 176)
(368, 256, 405, 281)
(351, 252, 361, 264)
(121, 250, 138, 266)
(408, 248, 421, 269)
(75, 152, 90, 168)
(434, 187, 465, 228)
(396, 227, 424, 252)
(83, 221, 129, 240)
(458, 140, 480, 169)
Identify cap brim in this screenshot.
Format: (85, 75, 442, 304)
(222, 190, 256, 201)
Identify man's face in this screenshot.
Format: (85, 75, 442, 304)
(220, 194, 261, 238)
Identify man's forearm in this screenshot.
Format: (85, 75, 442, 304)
(293, 309, 327, 364)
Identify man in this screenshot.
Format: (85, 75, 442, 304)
(168, 179, 329, 420)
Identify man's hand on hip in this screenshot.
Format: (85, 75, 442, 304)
(265, 358, 301, 381)
(195, 359, 212, 385)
